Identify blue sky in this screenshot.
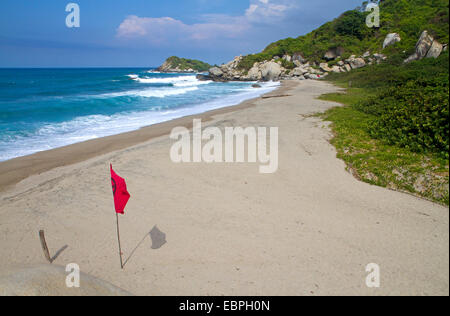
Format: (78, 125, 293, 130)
(0, 0, 364, 67)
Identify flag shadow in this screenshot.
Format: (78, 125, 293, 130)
(122, 226, 166, 268)
(50, 245, 68, 263)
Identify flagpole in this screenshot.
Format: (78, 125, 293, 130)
(115, 213, 123, 269)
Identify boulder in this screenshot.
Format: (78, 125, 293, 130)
(415, 31, 434, 59)
(349, 58, 366, 69)
(362, 51, 371, 58)
(373, 53, 387, 60)
(324, 47, 344, 61)
(319, 63, 332, 72)
(246, 65, 262, 81)
(196, 74, 212, 81)
(252, 84, 262, 88)
(282, 55, 292, 62)
(331, 66, 342, 73)
(404, 53, 420, 64)
(404, 30, 439, 63)
(291, 67, 307, 76)
(426, 40, 443, 58)
(337, 61, 345, 66)
(293, 60, 303, 67)
(209, 67, 223, 77)
(292, 52, 306, 64)
(383, 33, 401, 49)
(305, 73, 319, 80)
(344, 64, 352, 72)
(261, 62, 282, 81)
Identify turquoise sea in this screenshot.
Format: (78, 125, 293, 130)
(0, 68, 279, 161)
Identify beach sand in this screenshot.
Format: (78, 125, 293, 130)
(0, 80, 448, 296)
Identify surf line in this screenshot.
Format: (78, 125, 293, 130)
(170, 119, 278, 174)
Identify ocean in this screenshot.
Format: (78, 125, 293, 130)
(0, 68, 279, 161)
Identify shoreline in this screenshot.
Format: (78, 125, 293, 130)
(0, 79, 447, 295)
(0, 81, 293, 193)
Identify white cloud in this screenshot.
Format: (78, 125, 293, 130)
(117, 15, 249, 43)
(116, 0, 297, 43)
(245, 0, 297, 23)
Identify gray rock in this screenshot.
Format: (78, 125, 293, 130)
(426, 40, 443, 58)
(196, 74, 212, 81)
(292, 52, 306, 64)
(324, 47, 344, 61)
(344, 64, 352, 72)
(362, 51, 371, 58)
(209, 67, 223, 77)
(252, 84, 262, 88)
(404, 30, 435, 63)
(349, 58, 366, 69)
(246, 65, 262, 81)
(291, 67, 308, 76)
(404, 53, 419, 64)
(383, 33, 401, 49)
(282, 55, 292, 62)
(331, 65, 342, 73)
(319, 63, 332, 72)
(305, 73, 319, 80)
(337, 61, 345, 66)
(373, 53, 387, 60)
(416, 30, 434, 59)
(261, 61, 282, 81)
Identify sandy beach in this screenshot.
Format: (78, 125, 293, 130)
(0, 80, 448, 296)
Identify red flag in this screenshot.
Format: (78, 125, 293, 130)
(110, 164, 130, 214)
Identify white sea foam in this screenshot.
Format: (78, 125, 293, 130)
(132, 75, 212, 87)
(0, 81, 280, 161)
(101, 86, 199, 98)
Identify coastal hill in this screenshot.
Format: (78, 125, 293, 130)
(203, 0, 448, 82)
(200, 0, 449, 204)
(237, 0, 448, 70)
(157, 56, 211, 73)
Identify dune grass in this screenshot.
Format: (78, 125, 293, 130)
(319, 85, 449, 205)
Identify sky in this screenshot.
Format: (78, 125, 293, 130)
(0, 0, 364, 67)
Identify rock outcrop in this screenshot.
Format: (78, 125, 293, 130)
(202, 50, 383, 82)
(348, 57, 366, 69)
(201, 29, 445, 83)
(261, 62, 283, 81)
(324, 47, 344, 61)
(426, 40, 444, 58)
(157, 56, 212, 73)
(404, 30, 445, 63)
(383, 33, 401, 49)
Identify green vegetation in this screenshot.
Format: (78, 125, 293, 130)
(238, 0, 449, 70)
(319, 52, 449, 205)
(162, 56, 212, 72)
(231, 0, 450, 204)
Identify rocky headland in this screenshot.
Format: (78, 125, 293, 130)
(195, 30, 446, 83)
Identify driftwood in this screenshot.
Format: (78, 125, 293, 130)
(261, 94, 293, 99)
(39, 230, 52, 263)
